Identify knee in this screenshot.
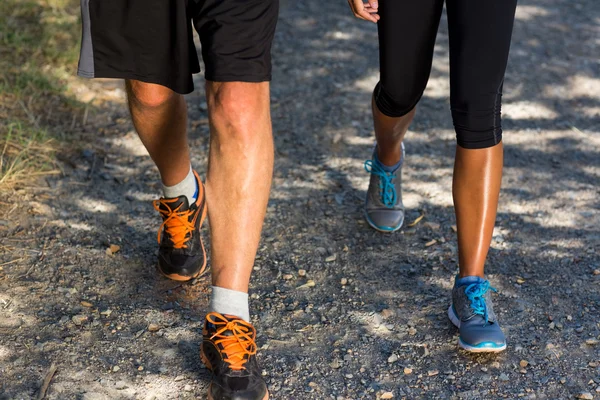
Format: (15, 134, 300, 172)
(127, 80, 178, 109)
(207, 82, 269, 143)
(373, 82, 422, 118)
(451, 92, 503, 149)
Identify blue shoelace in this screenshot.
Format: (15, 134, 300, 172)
(364, 160, 397, 208)
(464, 281, 497, 324)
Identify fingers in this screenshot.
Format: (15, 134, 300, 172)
(349, 0, 379, 23)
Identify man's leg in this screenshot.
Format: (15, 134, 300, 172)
(126, 80, 207, 281)
(125, 81, 190, 186)
(199, 82, 272, 400)
(205, 81, 273, 293)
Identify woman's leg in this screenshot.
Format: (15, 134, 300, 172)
(365, 0, 444, 232)
(447, 0, 518, 277)
(446, 0, 518, 352)
(373, 0, 444, 165)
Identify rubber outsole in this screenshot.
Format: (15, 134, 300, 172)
(158, 200, 208, 282)
(207, 384, 269, 400)
(447, 305, 507, 353)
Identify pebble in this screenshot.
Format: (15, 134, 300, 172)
(72, 315, 87, 326)
(586, 339, 599, 346)
(113, 366, 120, 372)
(593, 269, 600, 276)
(340, 278, 348, 286)
(184, 385, 192, 392)
(428, 370, 439, 377)
(381, 392, 394, 399)
(520, 360, 529, 368)
(576, 326, 584, 333)
(387, 354, 398, 363)
(283, 274, 293, 280)
(408, 327, 417, 336)
(115, 381, 127, 390)
(298, 269, 306, 277)
(148, 323, 161, 332)
(575, 393, 593, 400)
(330, 359, 341, 369)
(403, 368, 412, 375)
(325, 255, 337, 262)
(499, 373, 509, 381)
(81, 301, 93, 308)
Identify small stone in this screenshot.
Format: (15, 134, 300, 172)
(424, 239, 437, 247)
(575, 393, 593, 400)
(387, 354, 398, 363)
(340, 278, 348, 286)
(380, 309, 395, 319)
(567, 315, 573, 321)
(148, 323, 161, 332)
(282, 274, 293, 280)
(586, 339, 599, 346)
(115, 381, 127, 390)
(297, 280, 316, 289)
(81, 301, 93, 308)
(520, 360, 529, 368)
(559, 377, 566, 384)
(491, 362, 501, 369)
(184, 385, 192, 392)
(325, 254, 337, 262)
(100, 309, 112, 316)
(138, 366, 144, 371)
(516, 277, 526, 284)
(548, 322, 555, 329)
(298, 269, 306, 277)
(403, 367, 412, 375)
(175, 375, 185, 382)
(113, 366, 120, 372)
(109, 244, 121, 254)
(408, 327, 417, 336)
(593, 269, 600, 276)
(381, 392, 394, 399)
(576, 326, 584, 333)
(72, 315, 87, 326)
(595, 386, 600, 393)
(499, 373, 509, 381)
(427, 370, 439, 377)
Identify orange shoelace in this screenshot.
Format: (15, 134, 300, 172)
(153, 199, 195, 249)
(206, 312, 258, 371)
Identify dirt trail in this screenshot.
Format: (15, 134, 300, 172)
(1, 0, 599, 399)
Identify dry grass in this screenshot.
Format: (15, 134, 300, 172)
(0, 0, 82, 189)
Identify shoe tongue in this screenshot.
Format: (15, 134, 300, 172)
(159, 195, 189, 212)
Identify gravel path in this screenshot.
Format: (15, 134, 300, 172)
(1, 0, 599, 399)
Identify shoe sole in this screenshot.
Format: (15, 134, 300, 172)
(364, 210, 404, 233)
(158, 200, 208, 282)
(202, 349, 269, 400)
(447, 305, 507, 353)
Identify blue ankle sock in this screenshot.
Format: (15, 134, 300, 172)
(455, 275, 486, 287)
(374, 149, 402, 173)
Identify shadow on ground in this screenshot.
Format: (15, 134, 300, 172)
(0, 0, 599, 398)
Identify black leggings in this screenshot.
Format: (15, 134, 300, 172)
(374, 0, 518, 149)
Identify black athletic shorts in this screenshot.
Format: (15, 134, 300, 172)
(78, 0, 279, 94)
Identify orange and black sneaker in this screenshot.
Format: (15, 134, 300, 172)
(201, 313, 269, 400)
(152, 170, 207, 281)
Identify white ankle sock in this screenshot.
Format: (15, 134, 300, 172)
(161, 166, 198, 203)
(209, 286, 250, 322)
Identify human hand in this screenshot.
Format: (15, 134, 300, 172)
(347, 0, 380, 23)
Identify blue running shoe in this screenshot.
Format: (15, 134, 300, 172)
(364, 143, 405, 232)
(448, 276, 506, 353)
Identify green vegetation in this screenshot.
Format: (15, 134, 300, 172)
(0, 0, 82, 188)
